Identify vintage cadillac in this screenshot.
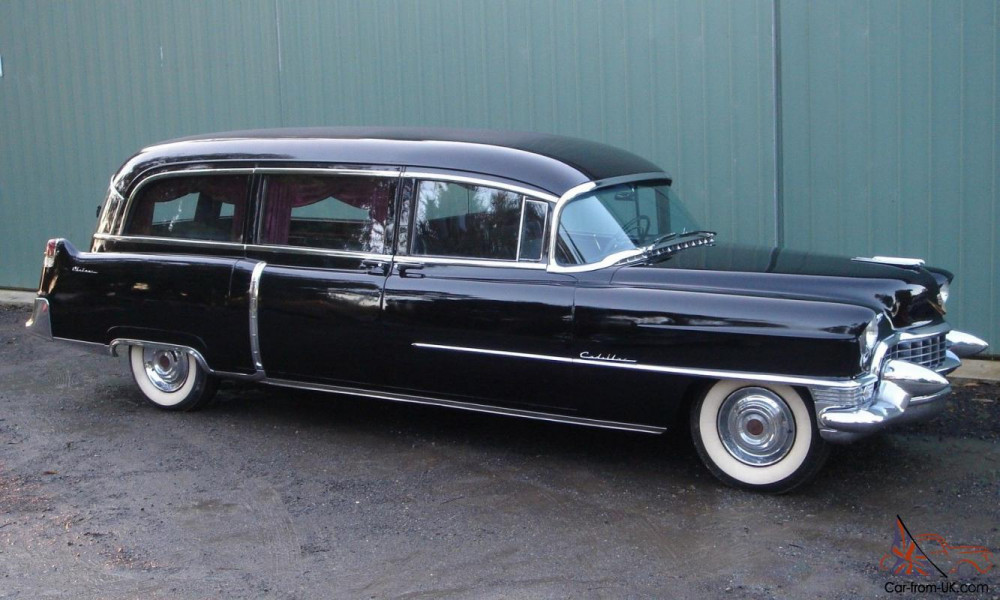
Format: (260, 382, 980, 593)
(25, 128, 989, 492)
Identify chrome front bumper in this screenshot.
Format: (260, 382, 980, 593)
(813, 329, 989, 443)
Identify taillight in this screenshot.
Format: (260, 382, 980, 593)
(43, 239, 58, 268)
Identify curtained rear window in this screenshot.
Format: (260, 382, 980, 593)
(124, 175, 250, 242)
(259, 174, 397, 253)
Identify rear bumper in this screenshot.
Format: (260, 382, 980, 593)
(25, 296, 106, 354)
(25, 297, 52, 340)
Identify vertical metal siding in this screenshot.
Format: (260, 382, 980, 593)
(779, 0, 999, 349)
(0, 0, 282, 293)
(1, 0, 994, 349)
(272, 0, 776, 246)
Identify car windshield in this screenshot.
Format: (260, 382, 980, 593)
(555, 180, 702, 266)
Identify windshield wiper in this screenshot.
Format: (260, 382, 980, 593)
(615, 230, 716, 266)
(644, 230, 716, 251)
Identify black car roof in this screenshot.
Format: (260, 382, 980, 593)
(114, 127, 666, 197)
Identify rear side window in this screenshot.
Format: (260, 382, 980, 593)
(258, 174, 397, 253)
(412, 181, 525, 260)
(124, 175, 249, 242)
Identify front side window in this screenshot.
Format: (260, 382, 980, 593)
(556, 180, 701, 266)
(259, 174, 397, 253)
(124, 174, 249, 242)
(412, 181, 530, 261)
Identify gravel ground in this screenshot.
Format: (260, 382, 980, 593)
(0, 303, 998, 599)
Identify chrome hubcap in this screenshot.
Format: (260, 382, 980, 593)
(142, 347, 189, 392)
(717, 387, 796, 466)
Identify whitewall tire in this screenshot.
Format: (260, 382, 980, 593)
(129, 345, 218, 411)
(690, 379, 828, 493)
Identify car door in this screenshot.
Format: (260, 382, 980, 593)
(247, 168, 400, 385)
(381, 174, 578, 413)
(73, 170, 256, 374)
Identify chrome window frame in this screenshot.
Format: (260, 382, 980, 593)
(404, 170, 558, 269)
(517, 198, 549, 263)
(253, 167, 403, 256)
(112, 165, 406, 260)
(546, 172, 673, 274)
(118, 167, 257, 243)
(112, 165, 565, 270)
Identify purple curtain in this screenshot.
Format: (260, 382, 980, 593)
(260, 176, 393, 246)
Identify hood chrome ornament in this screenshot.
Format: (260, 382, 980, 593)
(852, 255, 925, 268)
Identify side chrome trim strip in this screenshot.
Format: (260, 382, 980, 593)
(93, 233, 245, 250)
(264, 377, 665, 434)
(245, 244, 393, 260)
(248, 261, 267, 374)
(413, 342, 865, 389)
(404, 170, 559, 203)
(396, 256, 548, 270)
(253, 167, 402, 178)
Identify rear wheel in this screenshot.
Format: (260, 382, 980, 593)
(690, 379, 828, 493)
(129, 345, 218, 411)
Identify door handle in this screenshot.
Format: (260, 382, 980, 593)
(360, 259, 389, 276)
(397, 262, 425, 278)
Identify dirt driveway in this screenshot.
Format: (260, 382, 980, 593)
(1, 303, 997, 599)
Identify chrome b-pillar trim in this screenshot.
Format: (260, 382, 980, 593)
(248, 261, 267, 376)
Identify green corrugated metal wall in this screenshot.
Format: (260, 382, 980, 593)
(0, 0, 996, 349)
(779, 0, 999, 353)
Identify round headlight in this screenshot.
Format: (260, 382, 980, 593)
(937, 281, 950, 307)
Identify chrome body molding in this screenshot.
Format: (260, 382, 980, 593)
(263, 378, 665, 434)
(395, 256, 548, 270)
(412, 342, 867, 389)
(851, 255, 926, 267)
(248, 261, 267, 374)
(93, 233, 245, 251)
(253, 167, 402, 178)
(92, 233, 398, 262)
(92, 234, 548, 270)
(403, 170, 559, 203)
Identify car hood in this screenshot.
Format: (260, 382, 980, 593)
(612, 242, 946, 318)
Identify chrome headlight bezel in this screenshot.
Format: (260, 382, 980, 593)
(860, 315, 881, 365)
(937, 281, 950, 308)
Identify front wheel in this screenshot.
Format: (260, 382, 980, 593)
(690, 380, 828, 493)
(129, 345, 218, 411)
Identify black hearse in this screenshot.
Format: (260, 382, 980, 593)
(26, 128, 988, 492)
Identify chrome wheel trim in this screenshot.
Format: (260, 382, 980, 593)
(142, 347, 190, 393)
(717, 387, 796, 467)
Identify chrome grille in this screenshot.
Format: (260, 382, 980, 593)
(888, 332, 947, 369)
